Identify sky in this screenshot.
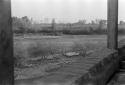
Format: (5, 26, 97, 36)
(11, 0, 125, 23)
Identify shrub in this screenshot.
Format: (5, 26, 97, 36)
(27, 42, 61, 58)
(71, 42, 87, 57)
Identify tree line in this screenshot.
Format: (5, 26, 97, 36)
(12, 16, 125, 35)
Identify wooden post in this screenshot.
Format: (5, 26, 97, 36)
(0, 0, 13, 84)
(107, 0, 118, 49)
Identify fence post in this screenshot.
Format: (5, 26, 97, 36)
(0, 0, 13, 84)
(107, 0, 118, 49)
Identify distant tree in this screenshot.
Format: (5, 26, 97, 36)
(51, 19, 56, 35)
(95, 19, 100, 24)
(91, 20, 96, 25)
(78, 20, 87, 24)
(52, 19, 56, 30)
(99, 20, 103, 27)
(102, 20, 107, 25)
(119, 21, 125, 25)
(22, 16, 32, 29)
(12, 16, 32, 34)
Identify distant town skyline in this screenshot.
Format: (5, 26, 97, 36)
(12, 0, 125, 23)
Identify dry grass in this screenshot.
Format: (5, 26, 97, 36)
(14, 42, 87, 67)
(14, 35, 107, 79)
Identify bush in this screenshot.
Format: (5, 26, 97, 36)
(27, 42, 61, 58)
(71, 42, 87, 57)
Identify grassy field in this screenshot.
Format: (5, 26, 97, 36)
(14, 35, 125, 80)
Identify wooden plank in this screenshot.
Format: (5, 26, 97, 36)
(107, 0, 118, 49)
(0, 0, 13, 84)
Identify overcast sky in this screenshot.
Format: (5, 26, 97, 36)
(12, 0, 125, 23)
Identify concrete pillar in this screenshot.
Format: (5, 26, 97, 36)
(0, 0, 13, 84)
(107, 0, 118, 49)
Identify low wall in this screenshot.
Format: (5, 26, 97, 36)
(73, 48, 120, 85)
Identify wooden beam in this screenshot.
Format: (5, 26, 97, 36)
(107, 0, 118, 49)
(0, 0, 13, 84)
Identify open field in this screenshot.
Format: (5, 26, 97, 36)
(14, 35, 125, 80)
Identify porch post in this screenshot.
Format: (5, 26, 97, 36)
(0, 0, 13, 84)
(107, 0, 118, 49)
